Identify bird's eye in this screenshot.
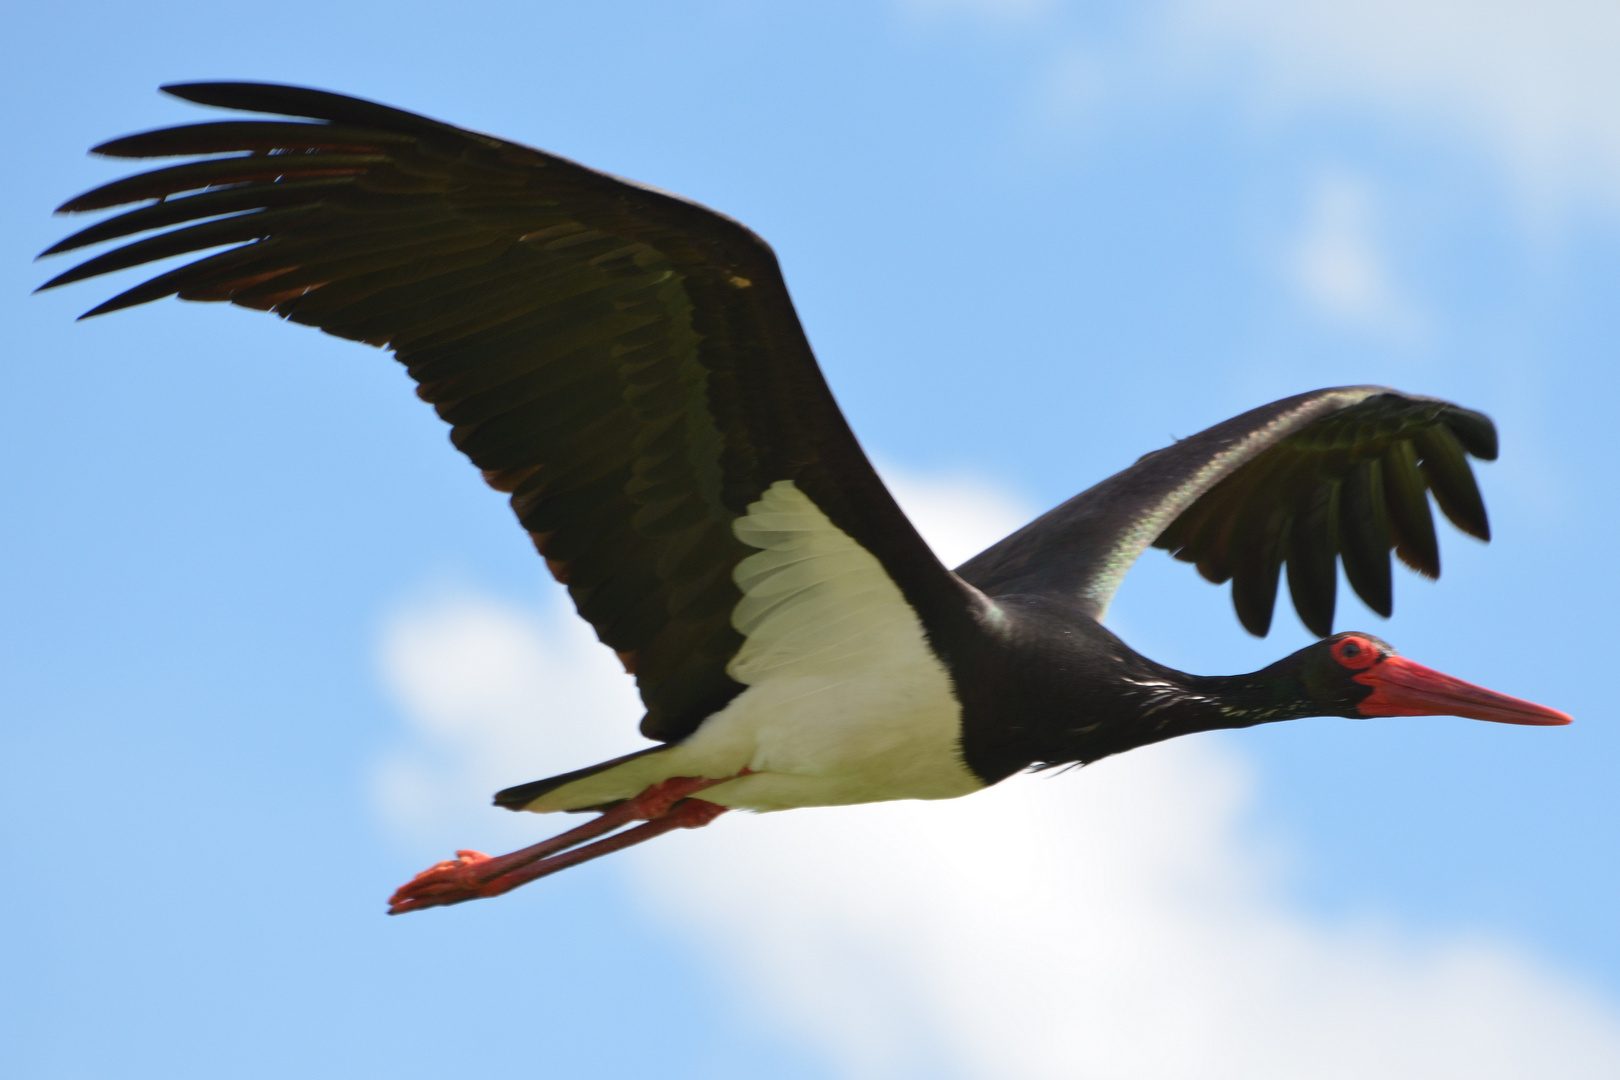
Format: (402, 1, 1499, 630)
(1332, 636, 1379, 670)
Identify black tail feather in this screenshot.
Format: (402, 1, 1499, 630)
(493, 745, 672, 812)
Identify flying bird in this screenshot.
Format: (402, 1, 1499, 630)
(39, 83, 1571, 915)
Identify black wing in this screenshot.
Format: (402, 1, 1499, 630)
(955, 387, 1496, 637)
(40, 82, 960, 742)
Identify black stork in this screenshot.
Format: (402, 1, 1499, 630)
(39, 83, 1571, 915)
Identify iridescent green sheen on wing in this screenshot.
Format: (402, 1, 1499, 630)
(1084, 391, 1374, 615)
(956, 388, 1497, 639)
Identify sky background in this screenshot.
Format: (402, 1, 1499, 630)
(4, 1, 1620, 1077)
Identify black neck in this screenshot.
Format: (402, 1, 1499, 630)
(985, 658, 1325, 779)
(1157, 666, 1325, 734)
(950, 596, 1333, 785)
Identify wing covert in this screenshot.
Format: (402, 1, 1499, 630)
(955, 387, 1497, 637)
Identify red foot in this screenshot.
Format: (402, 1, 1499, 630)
(386, 850, 504, 913)
(387, 774, 743, 915)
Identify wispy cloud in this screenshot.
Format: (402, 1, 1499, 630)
(372, 471, 1620, 1078)
(1171, 0, 1620, 214)
(1292, 170, 1421, 338)
(875, 462, 1034, 569)
(371, 586, 643, 852)
(913, 0, 1620, 216)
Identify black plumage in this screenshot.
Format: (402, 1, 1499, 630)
(39, 84, 1567, 913)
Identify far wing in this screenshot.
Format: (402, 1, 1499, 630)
(954, 387, 1497, 636)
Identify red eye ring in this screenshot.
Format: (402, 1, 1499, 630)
(1332, 636, 1379, 670)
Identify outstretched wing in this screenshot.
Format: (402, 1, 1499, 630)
(954, 387, 1496, 637)
(40, 82, 959, 742)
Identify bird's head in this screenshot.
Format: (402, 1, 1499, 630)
(1285, 632, 1571, 726)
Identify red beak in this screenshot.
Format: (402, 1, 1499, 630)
(1355, 656, 1572, 726)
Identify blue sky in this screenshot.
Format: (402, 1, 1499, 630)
(5, 1, 1620, 1077)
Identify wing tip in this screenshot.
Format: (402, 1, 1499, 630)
(159, 80, 277, 105)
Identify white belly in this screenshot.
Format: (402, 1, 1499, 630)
(528, 480, 984, 813)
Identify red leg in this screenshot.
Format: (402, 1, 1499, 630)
(387, 776, 735, 915)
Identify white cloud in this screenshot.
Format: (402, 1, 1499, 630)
(372, 471, 1620, 1078)
(371, 586, 643, 851)
(1169, 0, 1620, 212)
(875, 461, 1034, 568)
(633, 744, 1620, 1079)
(1292, 170, 1420, 337)
(915, 0, 1620, 214)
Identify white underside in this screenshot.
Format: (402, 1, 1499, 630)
(526, 480, 983, 813)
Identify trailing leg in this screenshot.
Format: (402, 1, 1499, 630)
(387, 776, 733, 914)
